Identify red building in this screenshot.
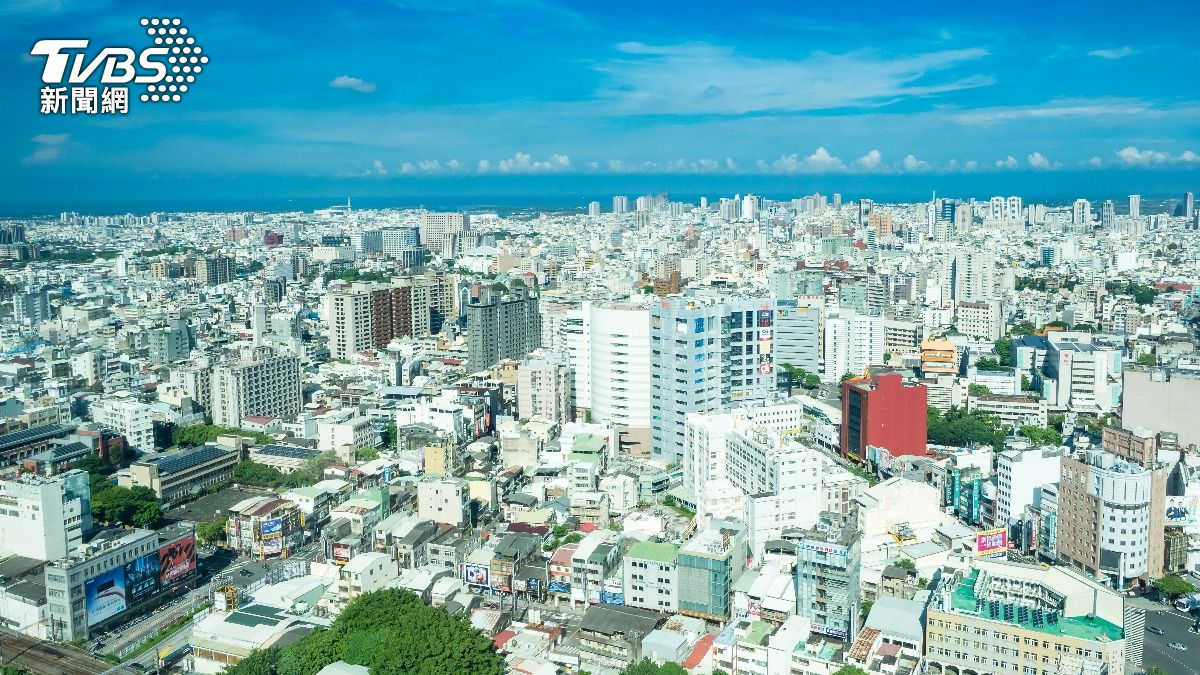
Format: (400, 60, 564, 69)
(840, 372, 927, 464)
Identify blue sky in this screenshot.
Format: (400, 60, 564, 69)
(2, 0, 1198, 210)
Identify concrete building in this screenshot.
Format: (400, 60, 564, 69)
(13, 286, 50, 325)
(622, 541, 679, 613)
(209, 349, 302, 428)
(952, 248, 995, 302)
(325, 287, 373, 360)
(44, 523, 197, 640)
(120, 444, 240, 503)
(1122, 367, 1200, 447)
(417, 477, 470, 527)
(0, 470, 91, 561)
(956, 300, 1003, 340)
(148, 318, 191, 364)
(650, 296, 730, 465)
(226, 496, 305, 559)
(773, 297, 822, 375)
(1038, 332, 1122, 414)
(195, 255, 234, 286)
(517, 350, 573, 424)
(793, 512, 860, 641)
(466, 285, 541, 370)
(840, 373, 928, 464)
(967, 394, 1048, 428)
(995, 446, 1065, 526)
(926, 555, 1128, 675)
(588, 302, 653, 447)
(1057, 448, 1166, 586)
(91, 396, 156, 452)
(677, 518, 747, 622)
(419, 211, 468, 252)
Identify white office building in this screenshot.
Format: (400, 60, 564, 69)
(0, 470, 91, 561)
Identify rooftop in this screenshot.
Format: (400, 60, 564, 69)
(949, 569, 1123, 642)
(626, 541, 678, 565)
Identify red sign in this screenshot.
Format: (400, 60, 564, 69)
(159, 535, 196, 584)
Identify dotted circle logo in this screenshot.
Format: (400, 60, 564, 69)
(137, 17, 207, 103)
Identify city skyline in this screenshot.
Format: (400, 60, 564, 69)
(3, 0, 1199, 208)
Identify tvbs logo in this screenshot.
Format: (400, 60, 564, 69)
(31, 17, 207, 115)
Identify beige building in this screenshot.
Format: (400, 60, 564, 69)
(926, 555, 1130, 675)
(968, 394, 1048, 428)
(1101, 426, 1158, 467)
(120, 443, 241, 503)
(325, 286, 373, 360)
(209, 348, 301, 428)
(1122, 367, 1200, 447)
(417, 477, 470, 526)
(517, 350, 573, 424)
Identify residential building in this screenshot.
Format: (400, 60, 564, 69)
(90, 396, 156, 452)
(517, 350, 573, 424)
(226, 496, 305, 558)
(0, 470, 91, 561)
(793, 512, 861, 641)
(622, 541, 679, 613)
(209, 348, 302, 428)
(994, 446, 1065, 526)
(840, 372, 928, 464)
(325, 286, 373, 360)
(417, 477, 470, 527)
(1038, 331, 1122, 414)
(677, 518, 748, 622)
(195, 255, 234, 286)
(773, 297, 821, 375)
(466, 285, 541, 370)
(1122, 367, 1200, 447)
(419, 211, 469, 252)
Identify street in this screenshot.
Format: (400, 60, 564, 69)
(1142, 607, 1200, 675)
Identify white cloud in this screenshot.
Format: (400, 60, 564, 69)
(22, 133, 69, 165)
(995, 155, 1018, 169)
(597, 42, 991, 115)
(1027, 152, 1060, 170)
(756, 147, 847, 174)
(446, 159, 462, 172)
(963, 160, 978, 171)
(371, 159, 387, 175)
(493, 152, 571, 173)
(1088, 46, 1137, 60)
(329, 75, 377, 93)
(856, 149, 882, 169)
(1116, 146, 1200, 166)
(399, 162, 416, 174)
(1088, 156, 1103, 167)
(901, 154, 927, 171)
(418, 160, 444, 173)
(953, 98, 1152, 125)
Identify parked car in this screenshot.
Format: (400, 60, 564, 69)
(1168, 642, 1187, 651)
(1148, 626, 1165, 635)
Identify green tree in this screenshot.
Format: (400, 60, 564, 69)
(623, 659, 688, 675)
(196, 518, 228, 545)
(894, 558, 917, 571)
(232, 460, 286, 488)
(1136, 352, 1157, 366)
(779, 363, 802, 396)
(1154, 575, 1196, 599)
(1021, 374, 1034, 391)
(841, 372, 857, 382)
(1019, 425, 1063, 446)
(968, 384, 992, 396)
(1145, 666, 1169, 675)
(994, 337, 1012, 365)
(802, 373, 821, 390)
(356, 447, 380, 462)
(882, 352, 892, 364)
(860, 599, 874, 619)
(975, 357, 1009, 372)
(833, 667, 869, 675)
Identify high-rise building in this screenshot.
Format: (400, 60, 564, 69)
(209, 348, 302, 427)
(649, 296, 729, 464)
(823, 311, 883, 381)
(0, 470, 91, 561)
(13, 285, 50, 325)
(194, 255, 235, 286)
(465, 284, 541, 369)
(994, 446, 1065, 526)
(952, 248, 995, 302)
(1122, 367, 1200, 447)
(1037, 332, 1121, 413)
(379, 227, 420, 255)
(148, 318, 191, 364)
(587, 302, 652, 438)
(371, 273, 458, 345)
(517, 350, 573, 424)
(325, 286, 373, 360)
(612, 195, 629, 214)
(725, 298, 775, 405)
(773, 297, 821, 376)
(858, 198, 872, 227)
(840, 372, 928, 464)
(91, 396, 156, 452)
(793, 512, 861, 641)
(588, 201, 601, 217)
(1185, 191, 1195, 219)
(1056, 448, 1166, 585)
(418, 211, 468, 252)
(1071, 198, 1091, 226)
(1128, 194, 1141, 219)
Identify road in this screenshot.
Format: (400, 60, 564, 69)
(0, 628, 118, 675)
(1142, 607, 1200, 675)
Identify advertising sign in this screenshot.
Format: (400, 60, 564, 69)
(159, 535, 196, 584)
(492, 572, 512, 593)
(464, 564, 489, 587)
(332, 543, 352, 564)
(1166, 496, 1199, 527)
(747, 600, 762, 618)
(975, 528, 1008, 558)
(548, 580, 570, 594)
(260, 518, 283, 537)
(262, 538, 283, 556)
(526, 578, 541, 594)
(85, 567, 127, 626)
(124, 552, 161, 605)
(599, 590, 624, 605)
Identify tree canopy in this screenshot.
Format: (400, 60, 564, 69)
(1019, 425, 1062, 447)
(623, 659, 688, 675)
(172, 424, 273, 448)
(74, 454, 161, 527)
(927, 407, 1005, 450)
(221, 588, 504, 675)
(1154, 575, 1196, 598)
(833, 666, 869, 675)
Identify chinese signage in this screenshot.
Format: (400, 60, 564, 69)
(975, 528, 1008, 558)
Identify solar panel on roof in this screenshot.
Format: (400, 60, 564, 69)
(258, 445, 319, 459)
(156, 445, 229, 475)
(0, 424, 71, 451)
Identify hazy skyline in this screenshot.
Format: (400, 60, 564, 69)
(3, 0, 1199, 208)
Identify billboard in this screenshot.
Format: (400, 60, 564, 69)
(976, 528, 1008, 558)
(464, 564, 489, 587)
(492, 572, 512, 593)
(526, 578, 541, 594)
(124, 552, 161, 605)
(332, 543, 352, 564)
(260, 518, 283, 537)
(1166, 496, 1199, 527)
(548, 580, 570, 594)
(159, 535, 196, 584)
(85, 567, 127, 626)
(263, 538, 283, 556)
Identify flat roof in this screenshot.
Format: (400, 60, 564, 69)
(950, 569, 1123, 642)
(626, 541, 678, 565)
